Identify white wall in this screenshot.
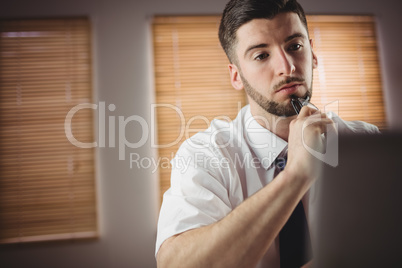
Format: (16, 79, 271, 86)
(0, 0, 401, 267)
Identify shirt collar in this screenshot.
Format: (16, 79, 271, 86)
(243, 105, 288, 170)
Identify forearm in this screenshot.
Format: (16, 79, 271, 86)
(157, 169, 311, 268)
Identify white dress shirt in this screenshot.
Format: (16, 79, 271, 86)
(156, 104, 379, 267)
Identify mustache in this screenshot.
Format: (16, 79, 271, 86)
(273, 77, 305, 91)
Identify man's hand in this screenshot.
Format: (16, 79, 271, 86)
(286, 106, 335, 187)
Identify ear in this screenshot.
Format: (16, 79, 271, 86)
(310, 39, 318, 69)
(228, 63, 244, 91)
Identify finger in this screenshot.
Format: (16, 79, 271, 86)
(303, 112, 330, 124)
(319, 119, 335, 134)
(326, 118, 338, 135)
(298, 105, 319, 118)
(304, 117, 334, 134)
(304, 116, 333, 126)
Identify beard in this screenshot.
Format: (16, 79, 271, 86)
(240, 73, 313, 117)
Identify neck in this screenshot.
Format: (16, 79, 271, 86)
(249, 104, 296, 142)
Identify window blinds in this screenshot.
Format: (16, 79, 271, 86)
(0, 18, 97, 243)
(307, 15, 385, 129)
(153, 16, 247, 203)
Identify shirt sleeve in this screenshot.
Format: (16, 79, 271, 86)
(327, 111, 381, 134)
(155, 140, 233, 256)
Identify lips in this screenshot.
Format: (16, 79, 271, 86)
(275, 82, 301, 94)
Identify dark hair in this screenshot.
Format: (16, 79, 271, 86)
(218, 0, 308, 63)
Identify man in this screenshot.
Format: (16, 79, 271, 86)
(156, 0, 379, 267)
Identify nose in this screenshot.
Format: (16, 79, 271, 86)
(275, 49, 295, 76)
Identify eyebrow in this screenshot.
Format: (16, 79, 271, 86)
(243, 32, 307, 58)
(284, 32, 306, 43)
(244, 43, 268, 58)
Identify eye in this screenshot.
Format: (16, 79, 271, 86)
(288, 43, 303, 51)
(254, 53, 269, 61)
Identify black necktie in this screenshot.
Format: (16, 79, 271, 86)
(276, 155, 312, 268)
